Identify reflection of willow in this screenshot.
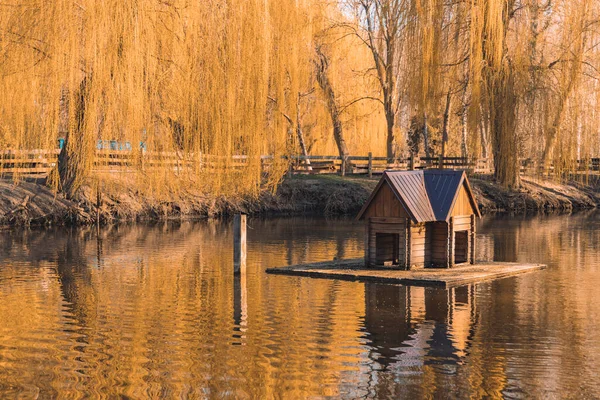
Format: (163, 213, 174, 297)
(1, 220, 371, 397)
(248, 218, 362, 266)
(475, 210, 600, 397)
(362, 284, 481, 397)
(55, 227, 97, 330)
(53, 227, 98, 395)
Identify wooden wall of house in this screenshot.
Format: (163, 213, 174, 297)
(410, 223, 427, 267)
(451, 183, 476, 217)
(427, 222, 449, 267)
(452, 215, 472, 231)
(454, 231, 469, 263)
(451, 215, 475, 265)
(362, 182, 409, 219)
(366, 217, 407, 267)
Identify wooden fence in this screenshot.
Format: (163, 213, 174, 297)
(2, 148, 599, 178)
(0, 149, 275, 178)
(0, 149, 61, 177)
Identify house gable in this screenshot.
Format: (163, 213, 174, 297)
(451, 181, 477, 217)
(358, 180, 410, 220)
(449, 177, 481, 218)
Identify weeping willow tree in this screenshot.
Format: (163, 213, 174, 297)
(2, 0, 600, 196)
(460, 0, 599, 186)
(539, 0, 593, 171)
(340, 0, 600, 187)
(0, 0, 327, 198)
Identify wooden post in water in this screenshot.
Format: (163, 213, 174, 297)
(368, 152, 373, 178)
(233, 264, 248, 337)
(233, 214, 247, 274)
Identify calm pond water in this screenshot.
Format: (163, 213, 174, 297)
(1, 212, 600, 398)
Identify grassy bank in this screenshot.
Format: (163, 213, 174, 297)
(1, 174, 598, 226)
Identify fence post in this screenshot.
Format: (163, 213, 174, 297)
(439, 154, 444, 170)
(409, 154, 415, 171)
(234, 214, 247, 275)
(341, 157, 346, 177)
(367, 152, 373, 178)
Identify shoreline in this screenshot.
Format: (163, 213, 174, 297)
(1, 174, 598, 227)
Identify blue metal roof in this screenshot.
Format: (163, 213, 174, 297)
(423, 170, 465, 221)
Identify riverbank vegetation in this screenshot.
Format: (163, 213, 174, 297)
(1, 175, 598, 227)
(1, 1, 600, 207)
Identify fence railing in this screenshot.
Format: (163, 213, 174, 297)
(0, 149, 61, 177)
(2, 148, 599, 178)
(286, 154, 493, 177)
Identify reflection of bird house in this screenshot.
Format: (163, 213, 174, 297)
(356, 170, 481, 269)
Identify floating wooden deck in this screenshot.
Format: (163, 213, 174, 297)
(266, 259, 546, 288)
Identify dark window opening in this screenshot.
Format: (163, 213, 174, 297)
(375, 233, 399, 266)
(454, 231, 469, 264)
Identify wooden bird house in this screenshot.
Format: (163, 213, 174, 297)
(356, 170, 481, 269)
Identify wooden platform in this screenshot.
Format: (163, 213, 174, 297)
(266, 259, 546, 288)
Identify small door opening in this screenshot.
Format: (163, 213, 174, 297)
(375, 233, 399, 266)
(454, 231, 469, 264)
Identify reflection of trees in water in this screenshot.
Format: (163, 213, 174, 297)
(55, 228, 96, 326)
(250, 217, 362, 266)
(477, 210, 600, 396)
(358, 211, 600, 397)
(4, 213, 600, 397)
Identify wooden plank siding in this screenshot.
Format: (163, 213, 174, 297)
(452, 215, 472, 231)
(470, 215, 476, 264)
(451, 215, 475, 265)
(366, 217, 408, 269)
(410, 223, 427, 267)
(451, 183, 476, 217)
(428, 222, 450, 268)
(361, 182, 409, 219)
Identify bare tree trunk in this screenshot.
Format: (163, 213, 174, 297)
(480, 124, 489, 159)
(460, 85, 469, 159)
(480, 0, 520, 188)
(423, 112, 430, 159)
(356, 1, 401, 163)
(461, 106, 468, 159)
(541, 76, 577, 171)
(488, 70, 520, 189)
(479, 106, 490, 159)
(384, 97, 396, 163)
(441, 89, 452, 159)
(295, 96, 312, 171)
(58, 76, 93, 199)
(314, 45, 350, 172)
